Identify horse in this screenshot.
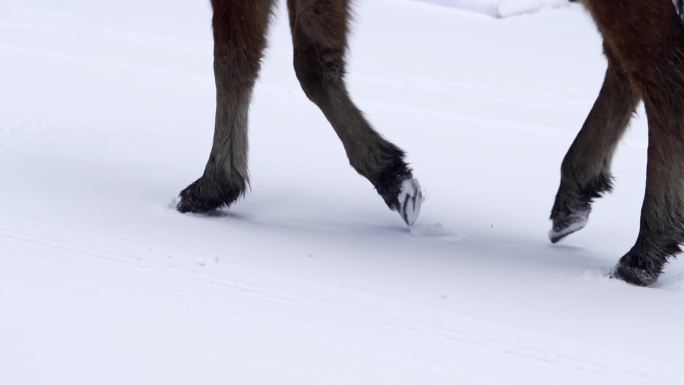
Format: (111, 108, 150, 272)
(176, 0, 684, 286)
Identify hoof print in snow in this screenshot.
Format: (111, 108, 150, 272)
(397, 178, 424, 227)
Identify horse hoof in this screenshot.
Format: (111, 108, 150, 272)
(612, 262, 658, 287)
(548, 208, 590, 243)
(397, 178, 424, 227)
(176, 178, 242, 214)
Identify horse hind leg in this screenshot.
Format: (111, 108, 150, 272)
(177, 0, 274, 213)
(585, 0, 684, 285)
(549, 43, 639, 243)
(287, 0, 423, 226)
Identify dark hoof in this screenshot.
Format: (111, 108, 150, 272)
(612, 262, 658, 287)
(176, 177, 243, 214)
(372, 148, 416, 226)
(548, 207, 590, 244)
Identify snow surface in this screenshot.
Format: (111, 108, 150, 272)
(413, 0, 569, 18)
(1, 1, 683, 384)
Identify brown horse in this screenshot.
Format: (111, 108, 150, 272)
(177, 0, 684, 286)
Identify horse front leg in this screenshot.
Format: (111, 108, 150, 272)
(286, 0, 423, 225)
(177, 0, 274, 213)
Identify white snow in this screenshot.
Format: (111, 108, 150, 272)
(413, 0, 569, 18)
(1, 1, 683, 384)
(397, 178, 424, 226)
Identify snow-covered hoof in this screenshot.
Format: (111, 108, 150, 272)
(396, 178, 424, 227)
(612, 261, 658, 287)
(548, 208, 589, 244)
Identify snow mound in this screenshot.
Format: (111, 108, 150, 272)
(414, 0, 569, 18)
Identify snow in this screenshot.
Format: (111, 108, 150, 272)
(1, 1, 683, 384)
(413, 0, 569, 18)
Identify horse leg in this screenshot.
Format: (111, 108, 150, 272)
(585, 0, 684, 285)
(177, 0, 274, 213)
(549, 43, 639, 243)
(287, 0, 423, 226)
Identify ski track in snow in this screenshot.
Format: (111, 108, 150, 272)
(1, 1, 684, 384)
(1, 221, 681, 385)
